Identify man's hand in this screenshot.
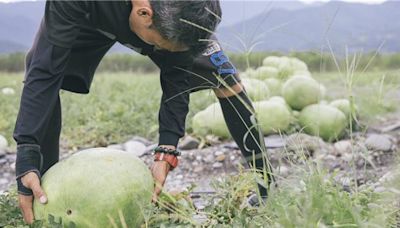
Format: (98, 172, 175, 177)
(18, 172, 47, 224)
(151, 160, 170, 203)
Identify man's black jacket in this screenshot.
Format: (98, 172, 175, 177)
(43, 1, 239, 147)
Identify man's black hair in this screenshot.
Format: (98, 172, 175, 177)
(149, 0, 222, 55)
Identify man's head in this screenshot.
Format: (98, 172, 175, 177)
(129, 0, 221, 55)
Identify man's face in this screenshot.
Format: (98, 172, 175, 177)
(129, 0, 189, 52)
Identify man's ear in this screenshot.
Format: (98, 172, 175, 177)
(137, 7, 153, 27)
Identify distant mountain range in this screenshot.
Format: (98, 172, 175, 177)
(218, 1, 400, 53)
(0, 1, 398, 54)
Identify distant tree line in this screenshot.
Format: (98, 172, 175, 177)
(1, 51, 399, 73)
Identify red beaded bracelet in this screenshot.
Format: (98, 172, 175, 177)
(154, 152, 179, 171)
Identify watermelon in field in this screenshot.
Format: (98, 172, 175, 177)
(254, 100, 292, 135)
(282, 75, 325, 110)
(192, 103, 230, 138)
(241, 68, 255, 78)
(241, 78, 270, 101)
(263, 56, 309, 80)
(264, 78, 282, 96)
(276, 57, 293, 79)
(290, 58, 308, 72)
(262, 56, 282, 69)
(330, 99, 357, 122)
(268, 96, 286, 105)
(254, 66, 279, 80)
(33, 148, 153, 227)
(298, 104, 347, 142)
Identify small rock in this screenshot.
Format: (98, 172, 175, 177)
(212, 162, 223, 168)
(365, 134, 393, 152)
(176, 174, 184, 179)
(223, 142, 238, 149)
(179, 135, 200, 150)
(372, 151, 380, 157)
(277, 165, 289, 177)
(192, 161, 199, 166)
(216, 154, 226, 162)
(334, 140, 352, 155)
(230, 155, 235, 161)
(192, 214, 208, 223)
(194, 166, 204, 173)
(107, 144, 123, 150)
(214, 151, 224, 156)
(341, 177, 352, 186)
(196, 155, 202, 161)
(145, 143, 157, 153)
(130, 136, 153, 146)
(374, 186, 386, 193)
(328, 162, 342, 170)
(341, 153, 354, 162)
(10, 162, 15, 170)
(285, 133, 329, 157)
(205, 135, 221, 145)
(0, 178, 8, 185)
(123, 140, 147, 157)
(1, 87, 15, 95)
(0, 135, 8, 155)
(264, 135, 286, 148)
(323, 154, 337, 161)
(203, 154, 214, 163)
(379, 171, 395, 183)
(380, 122, 400, 133)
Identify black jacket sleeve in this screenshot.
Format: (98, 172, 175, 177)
(149, 50, 194, 147)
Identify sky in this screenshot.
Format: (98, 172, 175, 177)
(0, 0, 389, 3)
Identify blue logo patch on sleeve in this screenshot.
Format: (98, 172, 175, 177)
(210, 51, 237, 75)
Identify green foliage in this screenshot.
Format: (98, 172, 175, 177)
(0, 187, 25, 227)
(96, 54, 158, 73)
(0, 53, 25, 72)
(262, 169, 389, 227)
(0, 72, 216, 149)
(0, 69, 398, 149)
(0, 72, 21, 147)
(1, 165, 399, 227)
(313, 70, 399, 122)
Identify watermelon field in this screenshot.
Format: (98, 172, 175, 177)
(0, 57, 400, 227)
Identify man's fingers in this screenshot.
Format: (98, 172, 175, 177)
(151, 161, 170, 203)
(22, 172, 47, 204)
(18, 194, 34, 224)
(31, 180, 47, 204)
(152, 192, 159, 203)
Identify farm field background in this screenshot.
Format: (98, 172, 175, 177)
(1, 70, 399, 150)
(1, 67, 400, 227)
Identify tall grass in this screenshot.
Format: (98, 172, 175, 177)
(0, 72, 216, 149)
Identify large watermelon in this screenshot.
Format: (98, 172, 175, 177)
(254, 100, 292, 135)
(33, 148, 154, 227)
(282, 75, 325, 110)
(298, 104, 347, 142)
